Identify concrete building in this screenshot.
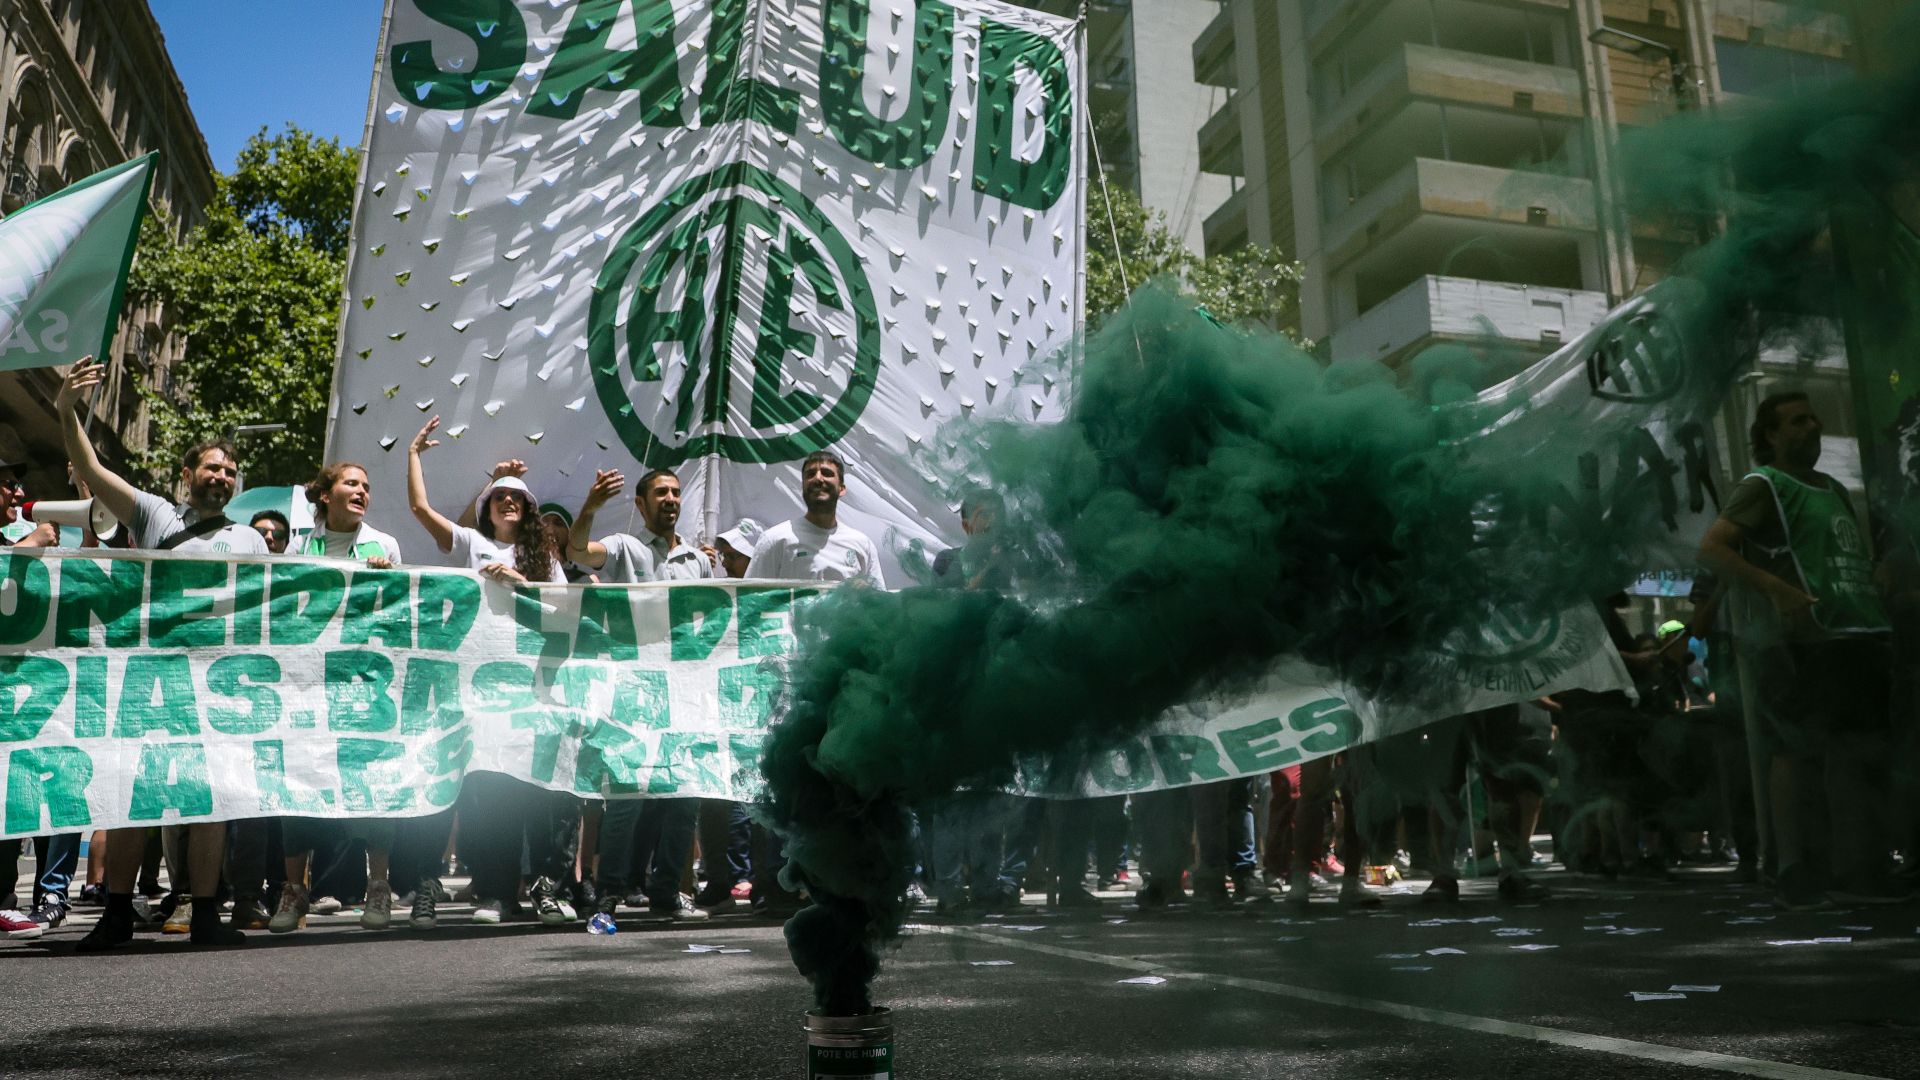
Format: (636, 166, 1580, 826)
(0, 0, 214, 494)
(1193, 0, 1854, 412)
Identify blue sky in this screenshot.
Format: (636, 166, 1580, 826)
(148, 0, 385, 171)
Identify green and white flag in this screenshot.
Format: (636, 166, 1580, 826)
(0, 154, 153, 371)
(329, 0, 1081, 577)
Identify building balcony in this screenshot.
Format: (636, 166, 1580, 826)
(1328, 274, 1610, 366)
(1317, 43, 1583, 160)
(1202, 185, 1249, 256)
(1196, 95, 1242, 176)
(1306, 0, 1385, 51)
(1191, 4, 1236, 89)
(1324, 157, 1596, 268)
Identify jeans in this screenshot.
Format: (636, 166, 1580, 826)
(599, 798, 697, 903)
(697, 800, 752, 889)
(1, 834, 80, 907)
(1192, 778, 1256, 877)
(460, 773, 576, 900)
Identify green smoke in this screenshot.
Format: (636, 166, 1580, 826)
(765, 0, 1920, 1015)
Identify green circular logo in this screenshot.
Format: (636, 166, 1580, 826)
(589, 164, 881, 468)
(1447, 607, 1563, 665)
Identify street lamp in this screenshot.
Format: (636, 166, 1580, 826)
(1588, 24, 1696, 108)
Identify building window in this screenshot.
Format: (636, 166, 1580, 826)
(1714, 40, 1848, 96)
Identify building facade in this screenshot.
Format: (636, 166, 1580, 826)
(0, 0, 213, 495)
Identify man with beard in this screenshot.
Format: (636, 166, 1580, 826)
(1700, 391, 1908, 909)
(569, 466, 716, 923)
(747, 450, 884, 586)
(57, 357, 265, 949)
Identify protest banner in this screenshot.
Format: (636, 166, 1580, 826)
(0, 549, 1626, 836)
(0, 155, 153, 371)
(329, 0, 1083, 580)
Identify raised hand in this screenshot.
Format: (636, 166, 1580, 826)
(55, 356, 106, 413)
(411, 416, 442, 455)
(583, 468, 625, 512)
(490, 459, 528, 480)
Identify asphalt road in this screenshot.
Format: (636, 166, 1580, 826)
(1, 868, 1913, 1079)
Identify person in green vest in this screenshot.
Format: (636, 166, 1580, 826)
(1699, 391, 1909, 909)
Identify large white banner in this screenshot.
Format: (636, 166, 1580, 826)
(329, 0, 1081, 577)
(0, 549, 1627, 837)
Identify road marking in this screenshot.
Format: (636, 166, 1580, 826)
(910, 924, 1887, 1080)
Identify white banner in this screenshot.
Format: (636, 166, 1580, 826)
(329, 0, 1081, 579)
(0, 155, 152, 371)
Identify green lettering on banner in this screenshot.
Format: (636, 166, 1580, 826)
(399, 658, 464, 735)
(575, 588, 639, 661)
(717, 663, 778, 728)
(268, 564, 346, 645)
(326, 651, 398, 733)
(650, 733, 721, 794)
(113, 654, 200, 737)
(513, 588, 570, 660)
(342, 572, 413, 648)
(0, 555, 50, 645)
(669, 587, 732, 660)
(547, 663, 608, 709)
(512, 711, 573, 783)
(727, 732, 763, 785)
(528, 0, 684, 125)
(148, 558, 230, 648)
(390, 0, 526, 110)
(53, 558, 142, 648)
(1148, 733, 1229, 785)
(611, 669, 669, 729)
(5, 746, 92, 833)
(251, 740, 327, 813)
(231, 562, 267, 646)
(72, 656, 107, 738)
(205, 654, 282, 735)
(734, 586, 793, 657)
(970, 20, 1073, 210)
(337, 737, 416, 813)
(1288, 698, 1359, 754)
(128, 742, 212, 820)
(575, 721, 643, 795)
(1086, 739, 1155, 793)
(0, 657, 67, 741)
(1217, 717, 1300, 773)
(694, 0, 802, 130)
(418, 725, 473, 807)
(415, 573, 479, 651)
(821, 0, 955, 169)
(473, 661, 537, 712)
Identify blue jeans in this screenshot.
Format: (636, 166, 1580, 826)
(2, 834, 80, 907)
(1193, 779, 1257, 876)
(599, 798, 698, 903)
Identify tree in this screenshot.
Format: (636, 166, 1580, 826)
(128, 125, 356, 486)
(1084, 179, 1304, 340)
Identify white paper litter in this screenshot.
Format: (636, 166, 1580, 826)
(1425, 947, 1467, 956)
(1118, 976, 1166, 985)
(683, 944, 724, 953)
(1630, 992, 1687, 1002)
(1510, 944, 1559, 951)
(1668, 985, 1720, 993)
(1766, 937, 1853, 946)
(1493, 928, 1541, 937)
(970, 960, 1014, 967)
(1391, 966, 1434, 973)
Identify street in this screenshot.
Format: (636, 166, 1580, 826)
(2, 868, 1912, 1079)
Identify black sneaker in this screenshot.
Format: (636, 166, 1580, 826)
(28, 901, 66, 931)
(1421, 876, 1461, 904)
(409, 876, 439, 931)
(75, 916, 134, 953)
(189, 921, 247, 947)
(650, 892, 710, 922)
(531, 877, 569, 926)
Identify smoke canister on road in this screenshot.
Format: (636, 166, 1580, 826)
(805, 1008, 893, 1079)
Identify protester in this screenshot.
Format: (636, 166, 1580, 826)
(408, 416, 577, 926)
(270, 463, 405, 934)
(249, 510, 290, 554)
(1699, 391, 1908, 908)
(57, 357, 264, 949)
(695, 518, 762, 912)
(568, 465, 714, 924)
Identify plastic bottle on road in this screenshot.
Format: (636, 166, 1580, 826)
(587, 912, 618, 935)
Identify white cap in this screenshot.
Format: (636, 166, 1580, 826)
(717, 517, 763, 555)
(477, 474, 535, 509)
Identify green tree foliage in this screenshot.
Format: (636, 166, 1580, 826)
(128, 125, 356, 486)
(1085, 180, 1304, 339)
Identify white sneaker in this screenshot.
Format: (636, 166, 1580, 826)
(472, 898, 503, 925)
(163, 895, 194, 935)
(360, 880, 393, 930)
(310, 895, 344, 916)
(269, 883, 310, 934)
(557, 898, 579, 922)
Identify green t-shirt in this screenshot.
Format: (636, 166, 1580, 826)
(1719, 468, 1887, 641)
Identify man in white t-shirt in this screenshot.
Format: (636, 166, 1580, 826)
(568, 466, 715, 924)
(57, 357, 264, 950)
(747, 450, 884, 586)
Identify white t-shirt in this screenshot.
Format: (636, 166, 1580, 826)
(130, 491, 268, 555)
(448, 524, 561, 581)
(300, 521, 403, 564)
(595, 529, 716, 584)
(747, 518, 885, 586)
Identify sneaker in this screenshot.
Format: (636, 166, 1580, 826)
(651, 893, 710, 921)
(1054, 885, 1102, 910)
(410, 877, 439, 931)
(696, 889, 738, 915)
(572, 878, 599, 914)
(557, 896, 579, 922)
(1284, 873, 1313, 907)
(162, 895, 194, 935)
(189, 919, 246, 947)
(79, 884, 105, 906)
(269, 883, 310, 934)
(1232, 873, 1272, 903)
(309, 895, 344, 916)
(730, 880, 753, 900)
(1421, 876, 1461, 904)
(905, 882, 930, 906)
(531, 878, 569, 927)
(361, 881, 393, 931)
(230, 896, 272, 930)
(1339, 878, 1383, 907)
(28, 901, 66, 931)
(0, 909, 43, 939)
(1497, 874, 1550, 903)
(1774, 864, 1830, 912)
(74, 914, 133, 952)
(471, 899, 505, 925)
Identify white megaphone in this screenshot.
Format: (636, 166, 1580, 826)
(22, 498, 120, 543)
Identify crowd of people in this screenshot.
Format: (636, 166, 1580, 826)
(0, 361, 1913, 953)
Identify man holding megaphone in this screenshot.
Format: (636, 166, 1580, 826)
(0, 455, 57, 550)
(57, 356, 268, 950)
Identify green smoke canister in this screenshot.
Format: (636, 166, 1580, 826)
(805, 1008, 894, 1078)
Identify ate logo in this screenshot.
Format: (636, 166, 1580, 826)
(1832, 514, 1864, 556)
(1585, 307, 1686, 405)
(1449, 606, 1562, 665)
(589, 165, 880, 468)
